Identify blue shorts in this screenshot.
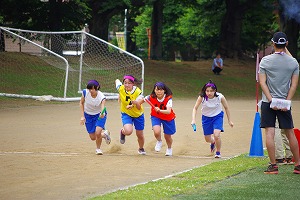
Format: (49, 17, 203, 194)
(84, 112, 107, 134)
(151, 116, 176, 135)
(121, 113, 145, 131)
(202, 111, 224, 135)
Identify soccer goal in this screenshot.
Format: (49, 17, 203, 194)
(0, 26, 144, 101)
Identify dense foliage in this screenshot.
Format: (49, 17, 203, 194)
(0, 0, 299, 60)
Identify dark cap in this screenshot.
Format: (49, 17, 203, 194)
(271, 32, 288, 44)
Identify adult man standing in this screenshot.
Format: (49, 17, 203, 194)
(259, 31, 300, 174)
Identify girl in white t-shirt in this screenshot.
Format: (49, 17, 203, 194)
(191, 80, 233, 158)
(80, 80, 111, 155)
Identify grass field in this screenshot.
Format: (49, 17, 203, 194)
(143, 59, 260, 99)
(91, 153, 300, 200)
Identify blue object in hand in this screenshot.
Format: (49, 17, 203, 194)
(192, 124, 196, 131)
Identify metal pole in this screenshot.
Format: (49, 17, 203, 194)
(124, 9, 127, 51)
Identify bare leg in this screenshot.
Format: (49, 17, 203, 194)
(123, 124, 133, 136)
(204, 134, 214, 143)
(153, 125, 162, 141)
(95, 126, 103, 149)
(164, 134, 173, 149)
(213, 129, 222, 152)
(136, 130, 144, 149)
(265, 127, 276, 164)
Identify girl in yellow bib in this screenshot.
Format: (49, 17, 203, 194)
(115, 75, 146, 155)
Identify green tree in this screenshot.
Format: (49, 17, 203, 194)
(278, 0, 300, 58)
(0, 0, 90, 53)
(87, 0, 145, 41)
(0, 0, 90, 31)
(176, 0, 225, 59)
(150, 0, 164, 60)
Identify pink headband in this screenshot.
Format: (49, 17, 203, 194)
(123, 75, 135, 83)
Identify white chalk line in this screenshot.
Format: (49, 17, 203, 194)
(0, 151, 81, 157)
(0, 151, 230, 159)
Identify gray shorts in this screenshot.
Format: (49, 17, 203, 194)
(260, 102, 294, 129)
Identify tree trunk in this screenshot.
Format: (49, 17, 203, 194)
(220, 0, 260, 59)
(0, 29, 5, 52)
(49, 0, 63, 31)
(151, 0, 164, 60)
(127, 19, 138, 53)
(89, 14, 110, 41)
(219, 0, 246, 59)
(49, 0, 63, 55)
(280, 17, 300, 59)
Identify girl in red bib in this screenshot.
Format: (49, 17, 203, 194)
(144, 82, 176, 156)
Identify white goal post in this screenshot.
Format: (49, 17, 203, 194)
(0, 26, 144, 101)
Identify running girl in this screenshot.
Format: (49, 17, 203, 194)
(144, 82, 176, 156)
(191, 80, 233, 158)
(80, 80, 111, 155)
(115, 75, 146, 155)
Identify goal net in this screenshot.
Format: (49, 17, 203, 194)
(0, 26, 144, 101)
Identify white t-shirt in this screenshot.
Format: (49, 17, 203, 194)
(84, 89, 106, 115)
(259, 53, 299, 102)
(201, 92, 223, 117)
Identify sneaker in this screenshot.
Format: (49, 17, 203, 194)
(165, 148, 172, 156)
(155, 140, 163, 152)
(138, 148, 146, 155)
(120, 129, 125, 144)
(103, 130, 111, 145)
(215, 151, 221, 158)
(95, 149, 103, 155)
(210, 142, 216, 153)
(264, 163, 278, 174)
(293, 165, 300, 174)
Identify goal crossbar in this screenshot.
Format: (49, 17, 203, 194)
(0, 26, 144, 101)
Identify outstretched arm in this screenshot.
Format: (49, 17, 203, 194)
(221, 96, 233, 128)
(79, 96, 85, 125)
(131, 99, 142, 110)
(115, 79, 122, 91)
(130, 93, 144, 110)
(99, 99, 106, 118)
(191, 96, 202, 125)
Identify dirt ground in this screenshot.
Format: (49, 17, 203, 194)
(1, 99, 300, 200)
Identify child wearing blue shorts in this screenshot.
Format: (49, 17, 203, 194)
(143, 82, 176, 156)
(115, 75, 146, 155)
(191, 80, 233, 158)
(80, 80, 111, 155)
